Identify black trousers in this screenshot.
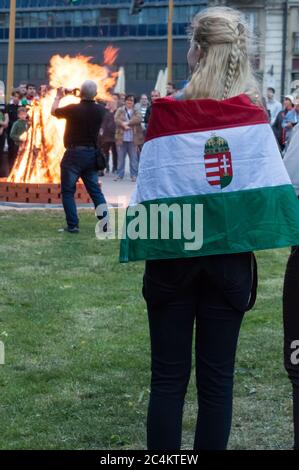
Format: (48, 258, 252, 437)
(101, 141, 117, 172)
(7, 137, 18, 172)
(143, 253, 256, 450)
(283, 246, 299, 450)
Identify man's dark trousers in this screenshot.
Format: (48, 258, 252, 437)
(60, 146, 107, 229)
(283, 245, 299, 450)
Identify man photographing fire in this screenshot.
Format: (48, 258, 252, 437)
(51, 80, 108, 233)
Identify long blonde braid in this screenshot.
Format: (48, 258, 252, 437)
(184, 7, 260, 102)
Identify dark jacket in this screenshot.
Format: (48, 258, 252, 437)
(272, 109, 288, 149)
(100, 110, 116, 143)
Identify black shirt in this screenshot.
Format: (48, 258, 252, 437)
(54, 100, 106, 148)
(7, 103, 20, 131)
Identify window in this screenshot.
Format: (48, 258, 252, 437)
(147, 64, 159, 80)
(0, 13, 7, 28)
(15, 64, 29, 81)
(126, 64, 137, 81)
(22, 13, 31, 27)
(38, 12, 48, 27)
(100, 9, 118, 25)
(173, 6, 200, 23)
(29, 12, 38, 27)
(243, 10, 259, 35)
(136, 64, 147, 80)
(173, 63, 188, 81)
(55, 12, 65, 27)
(29, 64, 47, 80)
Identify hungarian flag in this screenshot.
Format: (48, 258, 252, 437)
(120, 94, 299, 262)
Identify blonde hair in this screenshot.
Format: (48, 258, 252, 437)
(184, 7, 260, 102)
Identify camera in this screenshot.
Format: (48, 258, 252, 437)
(64, 88, 81, 97)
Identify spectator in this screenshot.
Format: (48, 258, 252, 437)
(25, 83, 37, 105)
(114, 94, 143, 182)
(118, 93, 126, 107)
(144, 90, 161, 127)
(18, 82, 27, 99)
(10, 107, 29, 157)
(266, 87, 282, 125)
(111, 93, 120, 108)
(135, 94, 149, 133)
(166, 82, 176, 96)
(99, 95, 118, 174)
(7, 89, 21, 170)
(51, 80, 107, 233)
(39, 84, 48, 98)
(0, 103, 9, 166)
(272, 95, 294, 151)
(282, 96, 299, 149)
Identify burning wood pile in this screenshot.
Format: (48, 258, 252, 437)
(0, 47, 118, 204)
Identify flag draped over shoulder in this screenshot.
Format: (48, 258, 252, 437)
(120, 94, 299, 263)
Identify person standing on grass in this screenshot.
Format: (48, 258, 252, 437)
(51, 80, 108, 234)
(144, 90, 161, 129)
(282, 123, 299, 451)
(272, 95, 294, 152)
(141, 8, 259, 450)
(114, 94, 143, 182)
(7, 90, 21, 170)
(282, 96, 299, 150)
(266, 87, 282, 126)
(0, 104, 9, 165)
(9, 107, 28, 153)
(120, 6, 299, 450)
(135, 94, 149, 134)
(98, 95, 118, 175)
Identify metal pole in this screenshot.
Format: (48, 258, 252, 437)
(167, 0, 174, 83)
(281, 0, 288, 101)
(6, 0, 16, 103)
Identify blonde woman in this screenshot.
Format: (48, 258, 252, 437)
(143, 7, 260, 450)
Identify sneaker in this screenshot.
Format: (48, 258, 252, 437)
(58, 226, 79, 234)
(114, 176, 123, 181)
(131, 176, 137, 182)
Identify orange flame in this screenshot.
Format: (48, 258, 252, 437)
(8, 47, 118, 184)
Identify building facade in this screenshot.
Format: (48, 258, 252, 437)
(211, 1, 299, 99)
(0, 0, 208, 95)
(0, 0, 298, 97)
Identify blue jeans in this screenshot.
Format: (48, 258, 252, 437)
(116, 142, 139, 178)
(60, 147, 107, 228)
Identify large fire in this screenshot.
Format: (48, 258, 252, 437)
(8, 46, 118, 184)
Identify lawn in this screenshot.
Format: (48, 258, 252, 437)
(0, 209, 294, 450)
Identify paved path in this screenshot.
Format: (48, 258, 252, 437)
(0, 173, 136, 210)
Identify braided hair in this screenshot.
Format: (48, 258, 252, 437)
(184, 7, 260, 102)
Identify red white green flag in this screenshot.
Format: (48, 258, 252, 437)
(120, 94, 299, 262)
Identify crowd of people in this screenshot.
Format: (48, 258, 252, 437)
(0, 82, 38, 173)
(1, 78, 298, 182)
(97, 84, 176, 181)
(266, 86, 299, 153)
(0, 81, 179, 179)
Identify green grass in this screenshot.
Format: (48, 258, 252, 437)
(0, 209, 294, 449)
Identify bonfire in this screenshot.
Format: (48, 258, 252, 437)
(8, 46, 118, 184)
